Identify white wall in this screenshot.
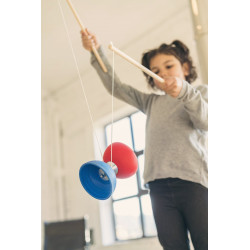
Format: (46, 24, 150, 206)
(42, 2, 206, 249)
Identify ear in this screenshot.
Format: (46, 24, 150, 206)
(182, 62, 189, 76)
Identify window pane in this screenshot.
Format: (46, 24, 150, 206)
(140, 195, 157, 237)
(112, 175, 138, 200)
(105, 117, 133, 148)
(113, 197, 143, 240)
(138, 154, 145, 189)
(131, 112, 146, 151)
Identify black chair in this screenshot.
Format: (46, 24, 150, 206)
(44, 218, 92, 250)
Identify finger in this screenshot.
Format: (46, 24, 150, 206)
(82, 33, 96, 44)
(154, 80, 166, 91)
(85, 28, 96, 39)
(166, 81, 176, 91)
(164, 84, 178, 96)
(160, 81, 174, 93)
(85, 28, 90, 36)
(81, 38, 92, 49)
(83, 40, 93, 47)
(92, 36, 98, 46)
(82, 35, 95, 48)
(80, 29, 92, 40)
(80, 27, 89, 34)
(82, 35, 92, 42)
(80, 31, 88, 40)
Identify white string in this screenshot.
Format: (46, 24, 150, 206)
(111, 44, 115, 163)
(57, 0, 103, 158)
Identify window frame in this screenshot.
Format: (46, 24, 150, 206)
(104, 111, 156, 241)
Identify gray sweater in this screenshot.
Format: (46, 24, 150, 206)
(91, 47, 208, 188)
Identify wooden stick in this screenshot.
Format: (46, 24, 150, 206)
(66, 0, 107, 73)
(108, 42, 165, 83)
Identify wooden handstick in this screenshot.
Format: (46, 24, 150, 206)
(108, 42, 165, 83)
(66, 0, 107, 73)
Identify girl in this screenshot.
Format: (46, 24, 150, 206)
(81, 30, 208, 250)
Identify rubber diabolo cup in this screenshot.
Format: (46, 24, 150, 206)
(79, 160, 116, 200)
(103, 142, 138, 178)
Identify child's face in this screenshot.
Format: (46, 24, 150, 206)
(149, 53, 189, 89)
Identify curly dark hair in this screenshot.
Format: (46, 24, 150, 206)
(141, 40, 197, 89)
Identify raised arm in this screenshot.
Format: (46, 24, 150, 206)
(80, 30, 154, 113)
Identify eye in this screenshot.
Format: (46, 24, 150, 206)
(153, 70, 159, 75)
(166, 65, 173, 69)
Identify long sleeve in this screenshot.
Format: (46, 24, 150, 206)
(90, 46, 153, 114)
(177, 81, 208, 131)
(90, 48, 208, 188)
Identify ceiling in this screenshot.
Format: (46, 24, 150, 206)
(41, 0, 188, 99)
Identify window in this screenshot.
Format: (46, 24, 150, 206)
(105, 111, 157, 241)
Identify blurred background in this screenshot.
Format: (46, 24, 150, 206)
(41, 0, 207, 249)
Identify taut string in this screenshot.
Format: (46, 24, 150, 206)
(57, 0, 103, 158)
(111, 42, 115, 163)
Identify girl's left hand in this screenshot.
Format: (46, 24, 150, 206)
(156, 77, 183, 98)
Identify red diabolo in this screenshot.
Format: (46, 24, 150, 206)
(103, 142, 138, 178)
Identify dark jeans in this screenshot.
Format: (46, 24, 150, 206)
(148, 178, 208, 250)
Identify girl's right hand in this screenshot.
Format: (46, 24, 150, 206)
(80, 29, 100, 51)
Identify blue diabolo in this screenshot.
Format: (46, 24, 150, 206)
(79, 160, 117, 200)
